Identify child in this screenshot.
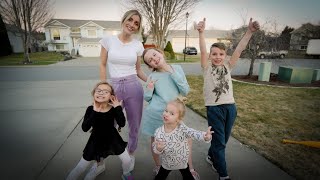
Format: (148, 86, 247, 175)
(141, 48, 199, 179)
(196, 18, 260, 180)
(153, 98, 213, 180)
(66, 82, 134, 180)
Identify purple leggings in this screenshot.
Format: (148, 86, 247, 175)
(111, 74, 143, 154)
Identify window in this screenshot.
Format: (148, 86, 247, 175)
(52, 29, 60, 40)
(300, 45, 307, 50)
(56, 44, 64, 50)
(88, 29, 96, 37)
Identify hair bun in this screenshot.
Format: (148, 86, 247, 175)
(176, 96, 187, 104)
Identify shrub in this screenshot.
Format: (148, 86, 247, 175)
(164, 41, 175, 60)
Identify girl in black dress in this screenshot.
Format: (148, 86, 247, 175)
(66, 82, 134, 180)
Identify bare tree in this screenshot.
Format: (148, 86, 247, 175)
(122, 0, 200, 49)
(0, 0, 52, 63)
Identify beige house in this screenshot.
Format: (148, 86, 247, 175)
(44, 19, 121, 57)
(166, 30, 231, 53)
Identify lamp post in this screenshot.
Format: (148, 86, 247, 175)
(184, 12, 189, 61)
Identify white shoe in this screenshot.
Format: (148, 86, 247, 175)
(129, 155, 135, 172)
(84, 163, 105, 180)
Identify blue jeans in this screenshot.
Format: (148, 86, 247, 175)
(207, 104, 237, 177)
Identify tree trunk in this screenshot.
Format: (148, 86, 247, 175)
(248, 56, 255, 77)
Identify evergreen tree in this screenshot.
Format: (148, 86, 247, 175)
(164, 41, 175, 59)
(0, 14, 12, 56)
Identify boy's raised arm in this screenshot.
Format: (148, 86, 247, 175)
(197, 18, 208, 68)
(229, 18, 260, 68)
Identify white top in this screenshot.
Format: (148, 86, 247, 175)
(153, 122, 210, 170)
(203, 62, 235, 106)
(99, 35, 144, 78)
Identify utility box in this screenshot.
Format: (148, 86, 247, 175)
(258, 62, 272, 82)
(312, 69, 320, 81)
(278, 66, 314, 84)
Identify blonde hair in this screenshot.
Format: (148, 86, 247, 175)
(142, 48, 165, 71)
(91, 81, 114, 97)
(121, 9, 142, 34)
(168, 96, 187, 120)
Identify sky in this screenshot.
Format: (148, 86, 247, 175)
(52, 0, 320, 32)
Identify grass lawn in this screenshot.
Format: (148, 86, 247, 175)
(0, 52, 64, 66)
(166, 53, 200, 63)
(186, 75, 320, 180)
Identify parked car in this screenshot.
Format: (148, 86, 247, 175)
(183, 47, 197, 55)
(257, 49, 288, 59)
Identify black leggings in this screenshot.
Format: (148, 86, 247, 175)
(154, 165, 194, 180)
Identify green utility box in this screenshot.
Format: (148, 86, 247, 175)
(312, 69, 320, 81)
(278, 66, 314, 84)
(258, 62, 272, 82)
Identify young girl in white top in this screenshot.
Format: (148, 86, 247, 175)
(153, 97, 213, 180)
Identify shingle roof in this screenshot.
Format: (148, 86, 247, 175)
(45, 19, 121, 29)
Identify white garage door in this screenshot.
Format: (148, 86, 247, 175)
(79, 43, 100, 57)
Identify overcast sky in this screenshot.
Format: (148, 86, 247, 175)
(52, 0, 320, 32)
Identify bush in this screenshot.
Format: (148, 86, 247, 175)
(164, 41, 175, 60)
(164, 51, 171, 59)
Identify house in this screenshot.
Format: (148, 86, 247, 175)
(44, 19, 122, 57)
(5, 24, 45, 53)
(166, 29, 231, 53)
(5, 24, 24, 53)
(289, 23, 320, 51)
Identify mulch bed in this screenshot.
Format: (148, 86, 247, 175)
(232, 74, 320, 87)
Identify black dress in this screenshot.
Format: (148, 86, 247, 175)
(81, 105, 127, 162)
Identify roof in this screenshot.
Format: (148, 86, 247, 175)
(45, 19, 121, 29)
(168, 29, 230, 38)
(291, 23, 320, 34)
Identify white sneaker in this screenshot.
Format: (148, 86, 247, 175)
(84, 163, 105, 180)
(129, 155, 135, 172)
(206, 156, 217, 172)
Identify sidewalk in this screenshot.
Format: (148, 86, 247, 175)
(0, 58, 294, 180)
(36, 100, 293, 180)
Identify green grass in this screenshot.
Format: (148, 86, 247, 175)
(186, 75, 320, 180)
(0, 52, 64, 66)
(167, 53, 200, 63)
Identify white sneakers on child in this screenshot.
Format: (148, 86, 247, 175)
(84, 163, 105, 180)
(129, 155, 135, 172)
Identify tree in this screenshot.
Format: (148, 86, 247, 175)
(0, 14, 12, 56)
(0, 0, 52, 63)
(279, 26, 294, 50)
(141, 26, 149, 45)
(164, 41, 175, 59)
(122, 0, 200, 49)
